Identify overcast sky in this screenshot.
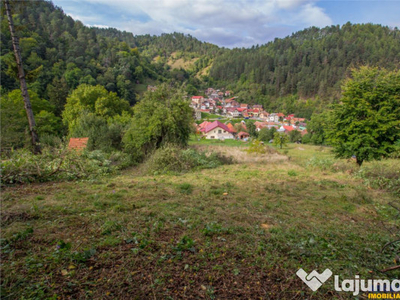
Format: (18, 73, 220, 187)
(51, 0, 400, 48)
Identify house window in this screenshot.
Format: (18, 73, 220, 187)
(211, 136, 215, 139)
(218, 130, 222, 134)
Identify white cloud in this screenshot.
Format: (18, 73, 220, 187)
(275, 0, 310, 10)
(55, 0, 333, 47)
(297, 3, 332, 27)
(91, 24, 111, 29)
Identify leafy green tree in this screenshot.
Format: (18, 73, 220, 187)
(246, 121, 258, 138)
(258, 128, 270, 142)
(64, 63, 83, 89)
(289, 130, 302, 143)
(62, 84, 131, 133)
(46, 77, 69, 117)
(258, 127, 277, 142)
(327, 67, 400, 166)
(122, 84, 193, 162)
(273, 132, 289, 149)
(1, 89, 60, 149)
(307, 111, 331, 145)
(70, 112, 117, 152)
(301, 133, 311, 144)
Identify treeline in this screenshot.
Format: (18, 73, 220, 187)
(210, 23, 400, 102)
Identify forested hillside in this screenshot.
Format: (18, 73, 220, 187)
(2, 0, 400, 120)
(210, 23, 400, 103)
(0, 0, 165, 107)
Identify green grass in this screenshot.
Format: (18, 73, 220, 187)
(1, 145, 399, 299)
(200, 112, 222, 119)
(189, 134, 247, 147)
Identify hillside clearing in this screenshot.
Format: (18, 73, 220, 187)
(1, 145, 399, 299)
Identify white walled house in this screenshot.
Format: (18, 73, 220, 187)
(201, 121, 234, 140)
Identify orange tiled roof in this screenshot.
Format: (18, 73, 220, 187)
(227, 123, 237, 133)
(68, 138, 88, 150)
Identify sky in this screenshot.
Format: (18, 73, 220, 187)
(51, 0, 400, 48)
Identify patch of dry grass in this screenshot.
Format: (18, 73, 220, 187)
(192, 144, 288, 164)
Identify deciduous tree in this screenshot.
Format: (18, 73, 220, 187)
(273, 132, 289, 149)
(122, 84, 193, 162)
(327, 67, 400, 166)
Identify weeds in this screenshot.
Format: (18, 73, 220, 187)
(144, 145, 232, 174)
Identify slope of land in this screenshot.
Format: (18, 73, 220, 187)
(2, 143, 399, 299)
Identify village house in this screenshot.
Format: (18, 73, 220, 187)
(237, 131, 250, 140)
(268, 113, 285, 123)
(247, 109, 260, 118)
(201, 121, 234, 140)
(68, 137, 89, 151)
(224, 97, 239, 108)
(227, 123, 237, 134)
(225, 90, 233, 96)
(260, 111, 269, 119)
(206, 88, 215, 95)
(230, 108, 240, 117)
(191, 96, 204, 105)
(291, 117, 306, 125)
(282, 125, 295, 134)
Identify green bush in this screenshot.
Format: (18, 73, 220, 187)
(0, 147, 130, 185)
(306, 157, 335, 171)
(246, 139, 266, 154)
(144, 145, 232, 174)
(39, 133, 64, 148)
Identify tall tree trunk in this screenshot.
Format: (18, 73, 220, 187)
(4, 0, 41, 154)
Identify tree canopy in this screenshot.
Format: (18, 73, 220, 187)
(62, 84, 131, 133)
(122, 84, 194, 162)
(327, 66, 400, 165)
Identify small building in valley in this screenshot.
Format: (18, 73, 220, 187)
(201, 121, 234, 140)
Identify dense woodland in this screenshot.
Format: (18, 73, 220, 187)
(1, 0, 400, 150)
(211, 24, 400, 100)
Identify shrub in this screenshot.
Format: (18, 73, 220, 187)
(143, 145, 231, 174)
(39, 133, 64, 148)
(306, 157, 335, 171)
(246, 139, 266, 154)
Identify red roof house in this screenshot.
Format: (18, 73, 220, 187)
(237, 131, 250, 140)
(227, 123, 237, 133)
(283, 126, 295, 133)
(68, 138, 88, 151)
(202, 121, 235, 140)
(204, 121, 232, 133)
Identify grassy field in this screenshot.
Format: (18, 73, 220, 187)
(189, 135, 247, 147)
(200, 112, 223, 119)
(1, 144, 399, 299)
